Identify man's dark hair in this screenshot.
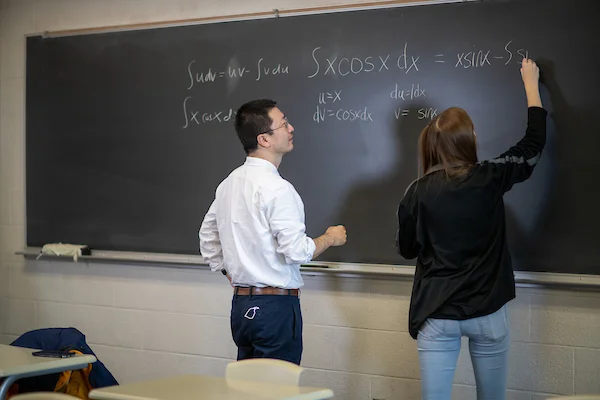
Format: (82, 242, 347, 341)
(234, 99, 277, 154)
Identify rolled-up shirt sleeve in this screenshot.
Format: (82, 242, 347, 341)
(199, 201, 224, 272)
(266, 185, 316, 264)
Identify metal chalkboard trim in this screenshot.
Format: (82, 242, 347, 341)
(30, 0, 471, 38)
(17, 247, 600, 290)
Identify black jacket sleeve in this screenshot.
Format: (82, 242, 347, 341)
(486, 106, 548, 193)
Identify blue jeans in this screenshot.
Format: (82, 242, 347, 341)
(417, 305, 510, 400)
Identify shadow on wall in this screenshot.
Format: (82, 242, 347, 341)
(329, 101, 433, 266)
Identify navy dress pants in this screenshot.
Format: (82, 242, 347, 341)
(230, 293, 303, 365)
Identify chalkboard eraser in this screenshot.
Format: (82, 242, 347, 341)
(35, 243, 91, 261)
(302, 264, 331, 269)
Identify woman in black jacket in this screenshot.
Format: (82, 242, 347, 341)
(396, 58, 546, 400)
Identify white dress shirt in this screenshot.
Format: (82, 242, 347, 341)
(199, 156, 316, 289)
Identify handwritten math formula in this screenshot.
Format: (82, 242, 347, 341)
(180, 40, 529, 129)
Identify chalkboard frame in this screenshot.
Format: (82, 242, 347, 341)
(24, 0, 600, 279)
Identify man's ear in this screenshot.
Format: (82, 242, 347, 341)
(257, 133, 270, 148)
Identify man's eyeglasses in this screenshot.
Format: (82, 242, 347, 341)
(257, 117, 290, 135)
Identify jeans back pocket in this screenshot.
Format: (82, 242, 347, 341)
(419, 318, 446, 340)
(476, 305, 509, 342)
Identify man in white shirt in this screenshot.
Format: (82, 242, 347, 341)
(199, 99, 347, 365)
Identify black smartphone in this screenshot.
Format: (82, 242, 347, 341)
(32, 350, 75, 358)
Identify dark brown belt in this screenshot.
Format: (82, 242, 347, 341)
(234, 287, 300, 297)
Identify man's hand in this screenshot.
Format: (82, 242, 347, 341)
(312, 225, 347, 259)
(325, 225, 347, 246)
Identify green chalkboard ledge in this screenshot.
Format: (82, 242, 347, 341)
(16, 247, 600, 291)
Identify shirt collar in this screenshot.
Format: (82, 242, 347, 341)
(244, 156, 279, 174)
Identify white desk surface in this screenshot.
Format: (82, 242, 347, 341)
(89, 374, 334, 400)
(0, 344, 97, 378)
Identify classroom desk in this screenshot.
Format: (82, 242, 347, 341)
(89, 374, 334, 400)
(0, 344, 97, 400)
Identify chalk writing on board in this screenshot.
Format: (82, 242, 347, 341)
(228, 66, 250, 78)
(308, 43, 420, 78)
(455, 50, 492, 68)
(187, 60, 252, 90)
(318, 90, 343, 104)
(449, 41, 529, 68)
(308, 49, 380, 78)
(419, 41, 530, 68)
(390, 84, 427, 100)
(394, 107, 438, 120)
(187, 62, 216, 89)
(452, 44, 528, 68)
(395, 109, 410, 118)
(397, 42, 420, 73)
(306, 40, 530, 79)
(313, 105, 374, 123)
(182, 96, 195, 128)
(201, 109, 235, 123)
(255, 58, 290, 81)
(502, 40, 529, 65)
(503, 41, 515, 65)
(418, 108, 438, 120)
(181, 39, 531, 129)
(308, 43, 420, 79)
(182, 96, 235, 128)
(309, 50, 390, 78)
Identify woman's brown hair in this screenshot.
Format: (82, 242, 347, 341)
(418, 107, 478, 178)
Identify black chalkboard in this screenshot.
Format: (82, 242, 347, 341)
(26, 0, 600, 274)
